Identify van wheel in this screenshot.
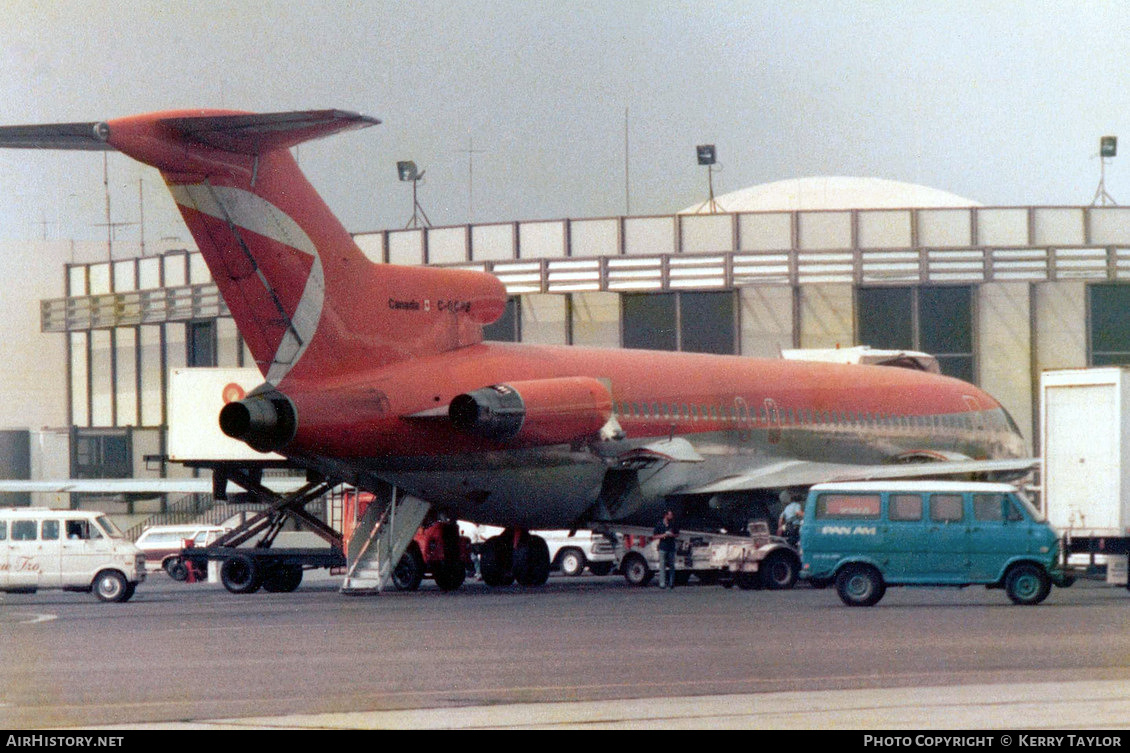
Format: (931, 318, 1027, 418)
(558, 548, 586, 577)
(760, 550, 799, 590)
(1005, 564, 1050, 605)
(220, 555, 262, 594)
(92, 570, 129, 603)
(622, 553, 653, 586)
(835, 565, 885, 607)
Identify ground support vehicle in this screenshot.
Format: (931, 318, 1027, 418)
(536, 529, 616, 576)
(178, 464, 347, 593)
(1041, 368, 1130, 592)
(607, 523, 800, 589)
(0, 508, 146, 602)
(799, 481, 1072, 607)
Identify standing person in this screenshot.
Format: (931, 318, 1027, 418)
(777, 497, 804, 546)
(653, 509, 679, 589)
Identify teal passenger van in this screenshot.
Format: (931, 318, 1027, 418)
(799, 481, 1072, 606)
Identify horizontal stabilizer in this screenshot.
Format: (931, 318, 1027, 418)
(162, 109, 379, 155)
(0, 121, 112, 150)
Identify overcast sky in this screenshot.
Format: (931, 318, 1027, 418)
(2, 0, 1129, 246)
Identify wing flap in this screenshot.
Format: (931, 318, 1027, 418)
(684, 457, 1039, 495)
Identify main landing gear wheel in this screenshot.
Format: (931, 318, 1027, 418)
(480, 535, 514, 587)
(433, 560, 466, 591)
(513, 533, 550, 586)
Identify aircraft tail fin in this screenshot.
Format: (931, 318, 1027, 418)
(0, 110, 508, 385)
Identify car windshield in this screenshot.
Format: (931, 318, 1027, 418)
(93, 515, 125, 539)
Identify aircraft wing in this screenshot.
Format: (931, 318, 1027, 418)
(0, 478, 309, 494)
(683, 457, 1040, 495)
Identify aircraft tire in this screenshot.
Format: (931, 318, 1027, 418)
(433, 560, 466, 591)
(514, 534, 550, 586)
(480, 535, 514, 587)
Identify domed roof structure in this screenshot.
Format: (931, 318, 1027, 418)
(681, 176, 982, 213)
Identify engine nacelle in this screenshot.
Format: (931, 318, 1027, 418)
(218, 390, 298, 453)
(449, 377, 612, 444)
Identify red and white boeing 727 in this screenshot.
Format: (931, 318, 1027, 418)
(0, 109, 1032, 586)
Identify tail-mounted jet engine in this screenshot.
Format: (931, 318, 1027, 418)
(449, 376, 612, 445)
(219, 390, 298, 453)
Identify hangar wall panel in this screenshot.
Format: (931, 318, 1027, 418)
(798, 212, 851, 250)
(471, 224, 514, 262)
(70, 333, 88, 427)
(355, 232, 385, 263)
(625, 216, 674, 256)
(858, 210, 911, 249)
(89, 330, 112, 426)
(798, 284, 853, 349)
(163, 253, 187, 287)
(1033, 208, 1084, 246)
(739, 286, 794, 357)
(520, 294, 567, 345)
(519, 221, 566, 259)
(681, 214, 733, 254)
(139, 325, 163, 428)
(89, 263, 111, 294)
(1088, 207, 1130, 245)
(570, 291, 619, 348)
(1034, 281, 1086, 373)
(738, 212, 792, 251)
(115, 328, 138, 427)
(917, 209, 972, 247)
(388, 229, 424, 265)
(569, 219, 618, 258)
(426, 227, 467, 264)
(977, 208, 1029, 247)
(976, 283, 1032, 450)
(138, 257, 161, 289)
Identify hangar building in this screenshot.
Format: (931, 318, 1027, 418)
(10, 175, 1130, 518)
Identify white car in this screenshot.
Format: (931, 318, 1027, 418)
(134, 524, 228, 579)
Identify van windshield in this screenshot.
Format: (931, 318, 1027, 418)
(93, 515, 125, 539)
(1011, 490, 1045, 522)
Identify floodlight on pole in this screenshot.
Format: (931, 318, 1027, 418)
(397, 160, 432, 228)
(1093, 136, 1118, 206)
(692, 144, 725, 214)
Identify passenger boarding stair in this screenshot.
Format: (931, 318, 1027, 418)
(340, 485, 430, 594)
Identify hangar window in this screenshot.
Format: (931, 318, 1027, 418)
(186, 320, 217, 367)
(1089, 284, 1130, 365)
(484, 297, 520, 342)
(621, 291, 736, 354)
(857, 286, 974, 383)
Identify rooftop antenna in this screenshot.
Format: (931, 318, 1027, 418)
(459, 138, 486, 224)
(397, 160, 432, 229)
(1092, 136, 1118, 206)
(691, 144, 726, 214)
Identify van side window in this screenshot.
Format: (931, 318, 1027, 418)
(42, 520, 60, 540)
(11, 520, 36, 540)
(973, 493, 1007, 521)
(816, 493, 881, 519)
(930, 494, 964, 522)
(66, 520, 92, 540)
(0, 521, 6, 541)
(889, 494, 923, 521)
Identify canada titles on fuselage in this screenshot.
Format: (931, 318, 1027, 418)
(388, 298, 472, 313)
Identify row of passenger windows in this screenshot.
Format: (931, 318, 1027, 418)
(613, 400, 995, 431)
(0, 519, 102, 542)
(815, 493, 1024, 523)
